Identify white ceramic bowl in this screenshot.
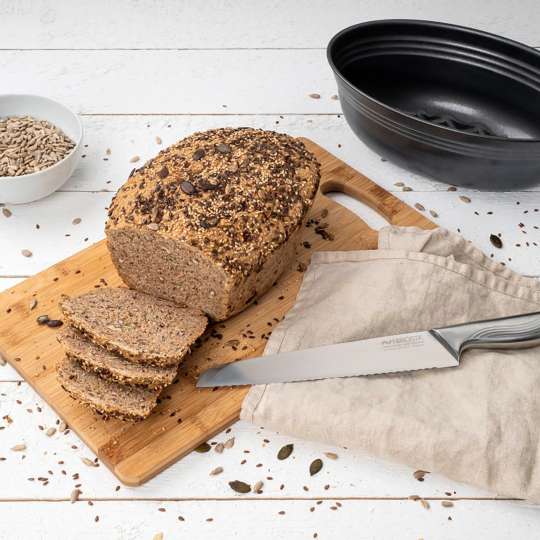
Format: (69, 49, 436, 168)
(0, 94, 83, 204)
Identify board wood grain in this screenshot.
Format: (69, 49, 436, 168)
(0, 139, 434, 485)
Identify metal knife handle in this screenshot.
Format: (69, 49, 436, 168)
(430, 311, 540, 360)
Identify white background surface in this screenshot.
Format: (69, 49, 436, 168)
(2, 1, 540, 538)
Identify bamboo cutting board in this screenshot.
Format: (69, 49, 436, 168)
(0, 140, 434, 485)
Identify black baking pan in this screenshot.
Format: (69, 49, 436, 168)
(327, 20, 540, 190)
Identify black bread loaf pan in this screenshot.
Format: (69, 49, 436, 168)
(327, 20, 540, 190)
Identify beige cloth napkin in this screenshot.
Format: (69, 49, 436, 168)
(241, 226, 540, 501)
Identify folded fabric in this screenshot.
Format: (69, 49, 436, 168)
(241, 226, 540, 501)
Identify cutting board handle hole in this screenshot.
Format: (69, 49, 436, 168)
(325, 191, 390, 231)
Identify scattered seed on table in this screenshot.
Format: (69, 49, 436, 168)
(447, 186, 457, 191)
(46, 319, 63, 328)
(210, 466, 223, 476)
(37, 314, 49, 325)
(414, 203, 425, 212)
(129, 155, 140, 163)
(195, 442, 211, 453)
(229, 480, 251, 494)
(29, 298, 38, 311)
(155, 136, 162, 145)
(46, 427, 56, 437)
(82, 457, 98, 467)
(459, 195, 471, 203)
(277, 443, 294, 460)
(224, 437, 235, 449)
(310, 458, 323, 476)
(309, 93, 321, 99)
(330, 94, 338, 100)
(214, 442, 224, 454)
(21, 249, 32, 258)
(324, 452, 338, 460)
(490, 234, 503, 249)
(72, 217, 81, 225)
(420, 499, 430, 510)
(402, 186, 413, 192)
(253, 480, 264, 493)
(11, 444, 26, 452)
(429, 209, 439, 218)
(70, 488, 81, 503)
(394, 182, 405, 187)
(442, 500, 454, 507)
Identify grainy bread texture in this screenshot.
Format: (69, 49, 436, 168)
(57, 356, 159, 421)
(57, 327, 178, 389)
(106, 128, 320, 320)
(59, 288, 207, 367)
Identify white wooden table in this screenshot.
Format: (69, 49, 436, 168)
(2, 1, 540, 538)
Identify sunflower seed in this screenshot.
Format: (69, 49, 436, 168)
(11, 444, 26, 452)
(180, 181, 195, 195)
(210, 466, 223, 476)
(229, 480, 251, 493)
(429, 209, 439, 218)
(309, 93, 321, 99)
(2, 208, 12, 218)
(224, 437, 235, 449)
(36, 314, 50, 325)
(459, 195, 471, 203)
(414, 203, 425, 212)
(58, 421, 67, 432)
(72, 218, 81, 225)
(29, 298, 38, 311)
(21, 249, 32, 258)
(394, 182, 405, 187)
(46, 319, 63, 328)
(277, 443, 294, 460)
(129, 155, 140, 163)
(253, 480, 264, 493)
(447, 186, 457, 191)
(441, 500, 454, 508)
(70, 488, 81, 503)
(402, 186, 413, 192)
(324, 452, 338, 460)
(214, 443, 224, 454)
(490, 234, 503, 249)
(195, 442, 211, 453)
(310, 458, 323, 476)
(81, 457, 98, 467)
(413, 469, 429, 481)
(46, 427, 56, 437)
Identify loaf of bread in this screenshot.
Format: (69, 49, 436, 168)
(106, 128, 320, 320)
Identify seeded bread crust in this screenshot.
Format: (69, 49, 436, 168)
(106, 128, 320, 320)
(57, 327, 178, 389)
(59, 288, 207, 367)
(57, 356, 159, 421)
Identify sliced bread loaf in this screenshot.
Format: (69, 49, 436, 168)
(57, 327, 178, 389)
(57, 355, 159, 421)
(106, 128, 320, 320)
(59, 288, 207, 367)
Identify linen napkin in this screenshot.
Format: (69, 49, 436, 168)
(241, 226, 540, 501)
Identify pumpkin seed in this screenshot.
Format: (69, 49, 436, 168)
(195, 442, 211, 453)
(229, 480, 251, 494)
(209, 466, 223, 476)
(324, 452, 338, 460)
(277, 443, 294, 460)
(309, 458, 323, 476)
(490, 234, 503, 249)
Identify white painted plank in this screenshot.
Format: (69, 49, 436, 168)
(0, 382, 498, 499)
(2, 0, 539, 49)
(1, 50, 337, 115)
(0, 498, 539, 540)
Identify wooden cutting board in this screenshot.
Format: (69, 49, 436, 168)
(0, 139, 434, 485)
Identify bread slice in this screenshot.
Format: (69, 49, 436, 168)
(56, 355, 159, 421)
(57, 326, 178, 389)
(59, 288, 207, 367)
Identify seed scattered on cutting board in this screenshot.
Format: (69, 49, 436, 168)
(414, 203, 425, 212)
(229, 480, 251, 493)
(37, 314, 49, 325)
(2, 208, 12, 218)
(46, 319, 63, 328)
(459, 195, 471, 203)
(210, 466, 223, 476)
(129, 155, 140, 163)
(29, 298, 38, 311)
(277, 443, 294, 460)
(21, 249, 33, 258)
(195, 442, 211, 453)
(309, 93, 321, 99)
(72, 217, 82, 225)
(11, 444, 26, 452)
(324, 452, 338, 460)
(490, 234, 503, 249)
(253, 480, 264, 493)
(310, 458, 323, 476)
(413, 469, 429, 482)
(0, 116, 75, 177)
(441, 500, 454, 507)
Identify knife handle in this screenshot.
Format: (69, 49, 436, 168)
(430, 311, 540, 359)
